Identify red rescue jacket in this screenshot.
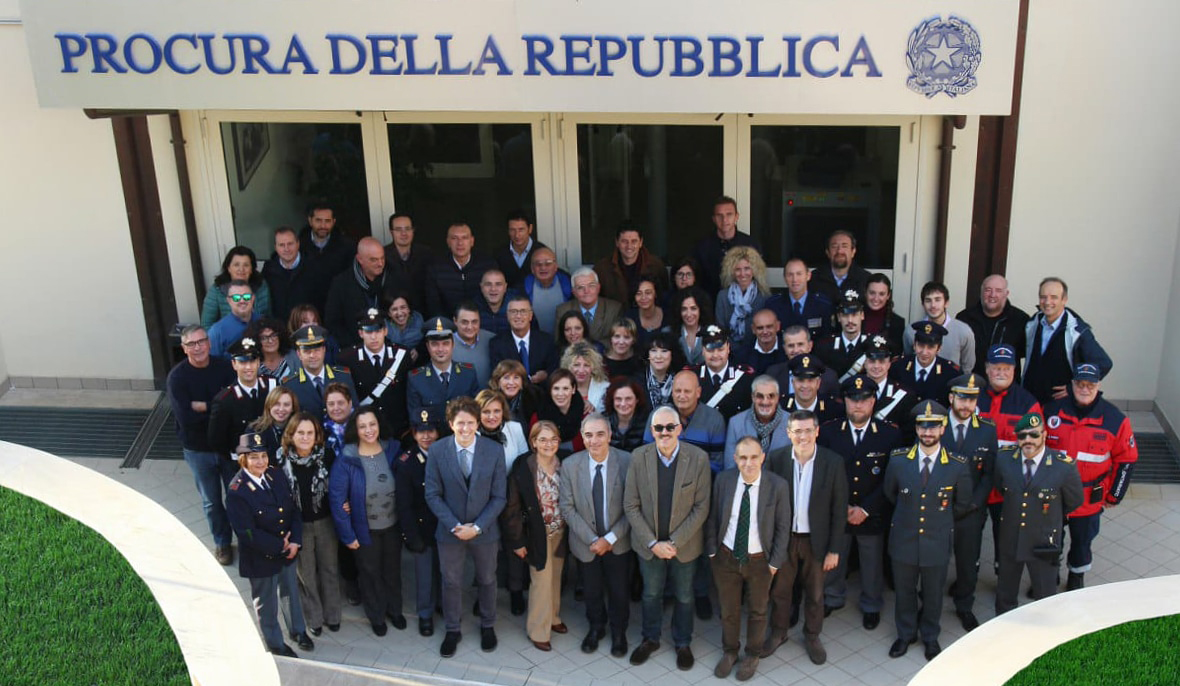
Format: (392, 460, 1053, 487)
(1044, 393, 1137, 518)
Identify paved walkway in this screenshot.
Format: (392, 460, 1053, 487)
(61, 457, 1179, 686)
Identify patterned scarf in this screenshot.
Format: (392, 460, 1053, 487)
(754, 406, 787, 453)
(646, 368, 673, 409)
(480, 426, 507, 446)
(276, 444, 330, 515)
(727, 282, 758, 338)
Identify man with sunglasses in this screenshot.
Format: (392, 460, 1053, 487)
(623, 406, 711, 671)
(993, 412, 1083, 614)
(208, 280, 260, 358)
(1044, 363, 1137, 591)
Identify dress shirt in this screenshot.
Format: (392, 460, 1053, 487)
(792, 451, 816, 534)
(722, 474, 764, 555)
(588, 454, 618, 544)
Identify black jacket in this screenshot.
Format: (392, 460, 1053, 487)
(502, 453, 568, 571)
(495, 240, 548, 289)
(262, 252, 330, 323)
(384, 242, 436, 314)
(324, 265, 401, 348)
(767, 444, 848, 558)
(810, 263, 873, 303)
(489, 328, 559, 377)
(425, 252, 497, 319)
(394, 445, 439, 551)
(298, 227, 356, 284)
(955, 301, 1030, 378)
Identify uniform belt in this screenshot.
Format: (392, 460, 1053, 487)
(1082, 476, 1107, 488)
(792, 532, 811, 537)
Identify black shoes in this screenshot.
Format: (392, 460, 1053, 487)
(327, 623, 340, 632)
(290, 631, 314, 651)
(308, 626, 322, 637)
(863, 612, 880, 630)
(957, 610, 980, 632)
(214, 545, 234, 566)
(419, 617, 434, 637)
(440, 631, 461, 658)
(371, 622, 387, 637)
(924, 640, 942, 660)
(889, 637, 917, 658)
(675, 646, 694, 671)
(823, 604, 841, 618)
(582, 626, 606, 653)
(510, 591, 526, 616)
(1066, 572, 1085, 591)
(695, 596, 713, 620)
(481, 627, 498, 652)
(387, 613, 407, 631)
(630, 639, 659, 665)
(610, 635, 628, 658)
(271, 643, 298, 658)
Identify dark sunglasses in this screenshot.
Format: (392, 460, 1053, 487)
(1016, 430, 1042, 440)
(652, 423, 680, 433)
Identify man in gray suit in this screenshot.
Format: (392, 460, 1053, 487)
(763, 410, 849, 665)
(624, 405, 712, 671)
(555, 267, 623, 346)
(705, 436, 791, 681)
(424, 396, 508, 658)
(883, 401, 973, 661)
(559, 414, 633, 658)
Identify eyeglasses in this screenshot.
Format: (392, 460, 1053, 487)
(259, 333, 278, 342)
(534, 436, 560, 445)
(1016, 430, 1042, 440)
(182, 337, 209, 348)
(788, 427, 816, 435)
(507, 309, 532, 316)
(652, 423, 680, 433)
(675, 271, 694, 279)
(229, 293, 254, 303)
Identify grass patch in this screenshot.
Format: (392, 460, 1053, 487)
(0, 486, 189, 686)
(1007, 613, 1180, 685)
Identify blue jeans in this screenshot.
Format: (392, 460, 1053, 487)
(1067, 513, 1101, 574)
(639, 554, 695, 647)
(182, 449, 235, 547)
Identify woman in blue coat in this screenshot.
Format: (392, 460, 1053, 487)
(329, 407, 406, 636)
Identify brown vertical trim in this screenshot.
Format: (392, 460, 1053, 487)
(111, 116, 179, 387)
(169, 112, 207, 303)
(965, 0, 1029, 306)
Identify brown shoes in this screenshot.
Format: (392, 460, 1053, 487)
(214, 545, 233, 566)
(804, 636, 827, 665)
(532, 640, 552, 652)
(714, 652, 739, 678)
(760, 629, 789, 658)
(736, 656, 760, 681)
(551, 622, 569, 634)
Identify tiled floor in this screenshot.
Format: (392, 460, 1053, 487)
(67, 455, 1180, 686)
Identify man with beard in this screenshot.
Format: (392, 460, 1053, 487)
(883, 402, 971, 661)
(723, 375, 791, 467)
(891, 322, 960, 402)
(817, 291, 870, 380)
(299, 201, 356, 286)
(993, 412, 1083, 613)
(809, 230, 872, 303)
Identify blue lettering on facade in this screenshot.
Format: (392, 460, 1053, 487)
(523, 35, 559, 75)
(670, 36, 703, 77)
(437, 34, 472, 75)
(402, 35, 439, 75)
(708, 37, 742, 77)
(328, 34, 366, 74)
(473, 35, 511, 75)
(803, 35, 838, 78)
(123, 33, 163, 74)
(781, 36, 802, 77)
(55, 34, 87, 73)
(164, 35, 200, 74)
(841, 35, 881, 77)
(199, 33, 237, 75)
(561, 35, 595, 76)
(629, 35, 666, 78)
(367, 35, 402, 75)
(595, 36, 626, 76)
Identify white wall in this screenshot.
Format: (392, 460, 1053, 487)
(1006, 1, 1180, 401)
(0, 25, 153, 381)
(1156, 213, 1180, 430)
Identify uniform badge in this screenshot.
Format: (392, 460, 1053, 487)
(906, 16, 983, 99)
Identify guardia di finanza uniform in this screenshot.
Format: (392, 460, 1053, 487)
(406, 361, 480, 423)
(992, 445, 1083, 614)
(883, 444, 971, 646)
(941, 413, 997, 616)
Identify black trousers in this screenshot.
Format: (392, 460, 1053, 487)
(995, 553, 1059, 615)
(580, 551, 631, 638)
(353, 524, 403, 625)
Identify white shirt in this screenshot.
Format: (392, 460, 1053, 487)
(918, 446, 940, 480)
(513, 331, 530, 352)
(915, 359, 936, 379)
(794, 396, 818, 413)
(756, 338, 780, 355)
(587, 454, 619, 545)
(722, 474, 763, 555)
(238, 381, 261, 397)
(245, 471, 269, 490)
(1022, 448, 1046, 479)
(949, 418, 970, 443)
(792, 451, 816, 534)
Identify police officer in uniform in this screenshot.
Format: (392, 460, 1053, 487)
(940, 373, 998, 631)
(695, 325, 755, 420)
(817, 291, 869, 379)
(346, 308, 413, 440)
(283, 324, 358, 419)
(890, 322, 960, 402)
(782, 354, 842, 425)
(395, 408, 443, 636)
(861, 335, 917, 431)
(883, 401, 972, 661)
(209, 337, 279, 465)
(407, 317, 480, 424)
(225, 431, 312, 657)
(817, 374, 902, 630)
(993, 412, 1083, 614)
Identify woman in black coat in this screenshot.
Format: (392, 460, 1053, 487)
(502, 421, 568, 652)
(604, 377, 650, 452)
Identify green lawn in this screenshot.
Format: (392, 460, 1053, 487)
(1007, 613, 1180, 685)
(0, 486, 189, 686)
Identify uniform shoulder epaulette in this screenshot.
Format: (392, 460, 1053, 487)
(280, 373, 296, 384)
(398, 451, 412, 462)
(734, 363, 754, 375)
(409, 367, 427, 376)
(974, 415, 995, 428)
(946, 452, 967, 464)
(228, 474, 242, 491)
(332, 364, 351, 374)
(457, 362, 475, 370)
(1057, 453, 1075, 464)
(890, 446, 910, 457)
(1000, 446, 1020, 458)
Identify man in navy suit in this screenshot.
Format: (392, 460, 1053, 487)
(488, 295, 558, 386)
(767, 258, 834, 341)
(424, 396, 508, 658)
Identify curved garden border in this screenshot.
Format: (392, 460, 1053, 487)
(910, 573, 1180, 685)
(0, 441, 279, 686)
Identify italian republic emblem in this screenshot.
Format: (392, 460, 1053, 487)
(906, 15, 982, 98)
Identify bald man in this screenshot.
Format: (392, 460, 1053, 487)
(955, 274, 1030, 379)
(325, 236, 401, 347)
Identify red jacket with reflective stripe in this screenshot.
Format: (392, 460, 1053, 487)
(977, 384, 1041, 505)
(1044, 395, 1137, 518)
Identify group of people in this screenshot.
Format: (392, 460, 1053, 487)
(166, 198, 1136, 678)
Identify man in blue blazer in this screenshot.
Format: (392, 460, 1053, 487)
(488, 295, 559, 385)
(424, 396, 508, 658)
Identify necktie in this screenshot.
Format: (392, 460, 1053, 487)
(441, 371, 450, 388)
(1024, 458, 1034, 488)
(921, 457, 931, 489)
(793, 300, 803, 317)
(250, 387, 258, 400)
(956, 424, 966, 448)
(519, 340, 530, 373)
(734, 483, 752, 563)
(461, 449, 471, 478)
(372, 354, 381, 367)
(592, 464, 607, 537)
(855, 428, 864, 446)
(584, 309, 594, 323)
(313, 377, 323, 395)
(712, 373, 722, 388)
(918, 368, 928, 384)
(259, 478, 269, 491)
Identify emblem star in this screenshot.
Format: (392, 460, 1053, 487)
(925, 35, 961, 70)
